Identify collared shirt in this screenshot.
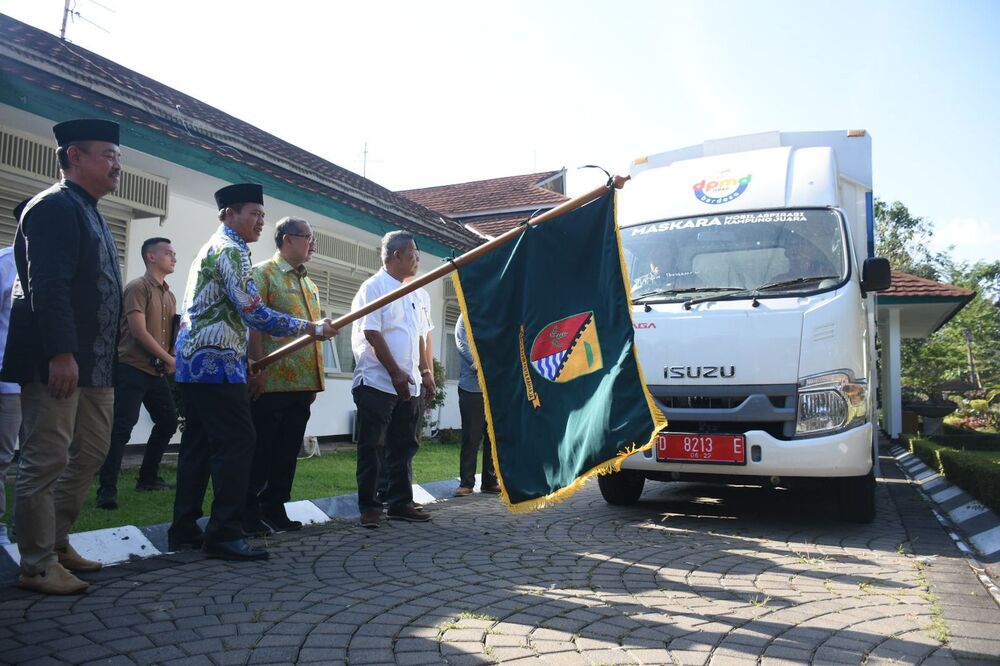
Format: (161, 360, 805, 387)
(176, 225, 310, 384)
(118, 274, 177, 376)
(351, 268, 421, 395)
(253, 252, 324, 393)
(454, 313, 481, 393)
(0, 248, 18, 394)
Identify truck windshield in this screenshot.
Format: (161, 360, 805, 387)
(621, 209, 848, 301)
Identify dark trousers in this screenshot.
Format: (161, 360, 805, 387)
(377, 395, 423, 500)
(459, 388, 497, 488)
(99, 363, 178, 489)
(354, 385, 419, 512)
(245, 391, 313, 520)
(168, 383, 255, 546)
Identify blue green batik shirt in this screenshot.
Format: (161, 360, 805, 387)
(175, 224, 310, 384)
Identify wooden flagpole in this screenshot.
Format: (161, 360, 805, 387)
(251, 175, 630, 371)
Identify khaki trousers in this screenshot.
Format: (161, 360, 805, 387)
(14, 383, 113, 574)
(0, 393, 21, 524)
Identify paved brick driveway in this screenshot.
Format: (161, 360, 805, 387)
(1, 454, 998, 665)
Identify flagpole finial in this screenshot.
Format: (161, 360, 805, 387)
(611, 175, 630, 190)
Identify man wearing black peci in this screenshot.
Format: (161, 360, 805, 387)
(1, 119, 123, 594)
(168, 184, 337, 561)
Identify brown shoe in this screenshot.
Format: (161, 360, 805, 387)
(56, 544, 102, 573)
(481, 484, 502, 494)
(360, 509, 382, 529)
(453, 486, 473, 497)
(387, 505, 431, 522)
(18, 563, 89, 595)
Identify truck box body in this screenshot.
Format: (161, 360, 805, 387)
(608, 130, 884, 519)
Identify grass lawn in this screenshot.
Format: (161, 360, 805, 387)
(3, 439, 468, 535)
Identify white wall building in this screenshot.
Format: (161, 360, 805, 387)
(0, 14, 482, 443)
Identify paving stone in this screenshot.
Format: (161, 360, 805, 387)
(128, 644, 187, 663)
(246, 646, 301, 663)
(1, 454, 997, 666)
(393, 651, 445, 665)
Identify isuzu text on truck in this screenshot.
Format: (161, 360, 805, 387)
(600, 130, 891, 522)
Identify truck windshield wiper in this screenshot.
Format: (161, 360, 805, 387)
(683, 275, 840, 310)
(632, 286, 742, 304)
(754, 275, 840, 292)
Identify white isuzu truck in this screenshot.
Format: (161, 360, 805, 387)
(600, 130, 891, 522)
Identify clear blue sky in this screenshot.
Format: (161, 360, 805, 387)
(2, 0, 997, 264)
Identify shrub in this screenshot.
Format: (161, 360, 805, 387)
(910, 438, 1000, 515)
(928, 434, 1000, 452)
(435, 428, 462, 446)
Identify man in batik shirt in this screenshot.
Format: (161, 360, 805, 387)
(243, 216, 324, 535)
(168, 184, 335, 561)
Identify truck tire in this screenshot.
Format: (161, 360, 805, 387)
(837, 472, 876, 523)
(598, 470, 645, 505)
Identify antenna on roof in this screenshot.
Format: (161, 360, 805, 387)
(60, 0, 114, 40)
(359, 141, 383, 179)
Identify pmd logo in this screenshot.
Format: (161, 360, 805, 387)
(693, 171, 752, 205)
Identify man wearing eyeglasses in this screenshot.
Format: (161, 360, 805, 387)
(243, 217, 325, 536)
(168, 186, 336, 562)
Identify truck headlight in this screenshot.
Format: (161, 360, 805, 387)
(795, 371, 868, 436)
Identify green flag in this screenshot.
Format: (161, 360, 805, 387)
(453, 190, 667, 512)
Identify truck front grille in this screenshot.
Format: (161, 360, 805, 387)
(649, 383, 799, 439)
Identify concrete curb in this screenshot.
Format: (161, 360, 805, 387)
(890, 444, 1000, 577)
(0, 474, 483, 583)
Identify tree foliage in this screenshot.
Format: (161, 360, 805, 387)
(876, 198, 1000, 397)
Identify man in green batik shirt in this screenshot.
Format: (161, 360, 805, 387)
(169, 184, 336, 562)
(244, 216, 325, 535)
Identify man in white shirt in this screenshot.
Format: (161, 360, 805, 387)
(376, 278, 435, 504)
(352, 231, 432, 528)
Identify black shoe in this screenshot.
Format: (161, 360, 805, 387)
(96, 486, 118, 510)
(263, 512, 302, 532)
(203, 538, 269, 561)
(167, 534, 204, 551)
(136, 477, 175, 492)
(242, 518, 274, 537)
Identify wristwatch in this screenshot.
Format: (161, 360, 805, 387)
(314, 323, 324, 337)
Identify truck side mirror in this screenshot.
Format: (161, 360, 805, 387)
(862, 257, 891, 293)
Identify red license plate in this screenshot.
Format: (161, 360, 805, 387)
(655, 433, 746, 465)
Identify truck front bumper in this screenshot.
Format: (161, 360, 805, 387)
(619, 423, 873, 478)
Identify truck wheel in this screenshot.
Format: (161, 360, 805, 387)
(598, 470, 645, 505)
(837, 472, 876, 523)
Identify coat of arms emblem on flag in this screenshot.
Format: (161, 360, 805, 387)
(530, 312, 603, 383)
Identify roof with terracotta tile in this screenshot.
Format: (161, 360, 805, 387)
(460, 212, 539, 238)
(882, 271, 976, 299)
(400, 171, 569, 217)
(0, 14, 481, 251)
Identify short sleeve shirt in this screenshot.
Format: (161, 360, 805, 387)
(351, 268, 421, 395)
(253, 253, 324, 393)
(414, 287, 433, 338)
(118, 274, 177, 376)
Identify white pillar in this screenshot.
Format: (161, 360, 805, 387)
(885, 308, 902, 438)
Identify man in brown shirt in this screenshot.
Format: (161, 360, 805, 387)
(96, 237, 179, 509)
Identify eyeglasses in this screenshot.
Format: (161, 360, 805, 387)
(287, 233, 316, 244)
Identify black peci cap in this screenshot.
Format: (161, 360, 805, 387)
(214, 183, 264, 209)
(52, 119, 120, 147)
